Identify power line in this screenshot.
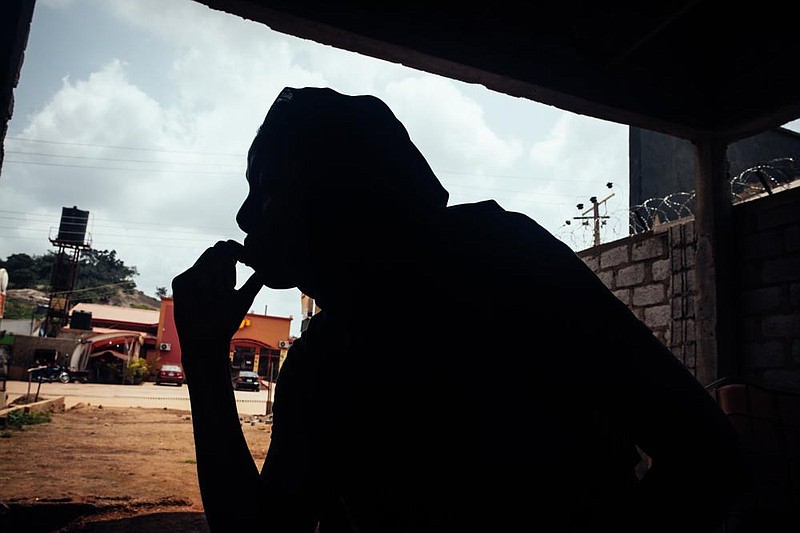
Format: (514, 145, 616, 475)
(5, 136, 244, 157)
(3, 159, 242, 176)
(50, 281, 135, 296)
(0, 209, 240, 232)
(0, 214, 239, 235)
(5, 149, 244, 168)
(445, 182, 602, 198)
(5, 135, 627, 186)
(0, 233, 212, 249)
(436, 168, 607, 184)
(0, 224, 231, 242)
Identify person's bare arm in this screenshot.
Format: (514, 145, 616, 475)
(172, 240, 297, 530)
(617, 322, 751, 533)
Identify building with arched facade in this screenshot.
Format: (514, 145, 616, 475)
(154, 297, 293, 379)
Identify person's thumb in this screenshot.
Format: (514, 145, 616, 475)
(236, 272, 264, 309)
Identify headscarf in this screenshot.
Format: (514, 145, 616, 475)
(249, 86, 449, 213)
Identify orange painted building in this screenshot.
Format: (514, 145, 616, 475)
(155, 297, 293, 378)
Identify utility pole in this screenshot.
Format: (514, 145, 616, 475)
(571, 183, 615, 247)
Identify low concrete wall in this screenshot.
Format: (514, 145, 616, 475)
(0, 396, 65, 426)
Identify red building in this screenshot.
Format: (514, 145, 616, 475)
(155, 297, 293, 378)
(67, 302, 159, 355)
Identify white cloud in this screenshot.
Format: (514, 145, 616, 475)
(386, 76, 522, 170)
(381, 76, 527, 211)
(531, 112, 626, 178)
(17, 60, 206, 211)
(3, 0, 634, 334)
(527, 112, 629, 245)
(25, 60, 164, 145)
(38, 0, 77, 8)
(2, 6, 323, 334)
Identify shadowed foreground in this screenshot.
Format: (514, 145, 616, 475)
(0, 403, 271, 532)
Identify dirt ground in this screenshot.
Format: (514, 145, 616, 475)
(0, 400, 272, 532)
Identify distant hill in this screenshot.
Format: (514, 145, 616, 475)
(107, 289, 161, 310)
(7, 288, 161, 310)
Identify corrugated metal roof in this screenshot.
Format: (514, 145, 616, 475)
(70, 303, 160, 326)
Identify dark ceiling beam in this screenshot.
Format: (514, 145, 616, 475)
(195, 0, 800, 143)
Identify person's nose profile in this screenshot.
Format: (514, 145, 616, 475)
(236, 197, 254, 234)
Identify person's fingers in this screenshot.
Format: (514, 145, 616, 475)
(221, 239, 246, 259)
(193, 241, 229, 266)
(188, 241, 242, 293)
(237, 272, 264, 305)
(174, 241, 254, 303)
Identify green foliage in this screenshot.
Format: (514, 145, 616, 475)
(74, 249, 139, 301)
(155, 286, 168, 298)
(124, 358, 150, 385)
(0, 298, 44, 320)
(0, 249, 139, 303)
(0, 253, 36, 288)
(4, 409, 53, 429)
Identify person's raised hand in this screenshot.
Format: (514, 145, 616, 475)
(171, 240, 263, 365)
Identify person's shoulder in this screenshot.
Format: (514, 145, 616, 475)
(445, 199, 505, 218)
(446, 199, 538, 224)
(444, 200, 556, 244)
(291, 309, 352, 350)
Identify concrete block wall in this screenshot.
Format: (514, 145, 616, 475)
(576, 185, 800, 393)
(733, 185, 800, 392)
(577, 225, 699, 375)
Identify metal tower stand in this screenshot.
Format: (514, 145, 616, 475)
(43, 206, 92, 338)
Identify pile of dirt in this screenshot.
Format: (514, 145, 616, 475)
(0, 403, 272, 532)
(5, 288, 50, 306)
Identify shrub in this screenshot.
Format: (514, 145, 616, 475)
(124, 358, 150, 385)
(4, 409, 52, 429)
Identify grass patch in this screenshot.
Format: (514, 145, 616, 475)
(4, 409, 53, 430)
(181, 458, 197, 464)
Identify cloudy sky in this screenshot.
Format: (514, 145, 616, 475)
(6, 0, 793, 337)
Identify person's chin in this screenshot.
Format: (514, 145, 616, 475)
(243, 239, 298, 288)
(254, 268, 297, 290)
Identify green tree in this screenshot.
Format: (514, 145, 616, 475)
(0, 249, 139, 303)
(155, 286, 168, 298)
(72, 249, 139, 302)
(0, 253, 38, 288)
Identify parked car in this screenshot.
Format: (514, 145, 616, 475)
(155, 364, 184, 386)
(30, 364, 71, 384)
(232, 370, 261, 391)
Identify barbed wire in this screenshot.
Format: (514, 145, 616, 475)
(629, 157, 798, 235)
(557, 157, 799, 250)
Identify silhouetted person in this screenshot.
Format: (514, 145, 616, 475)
(172, 87, 750, 532)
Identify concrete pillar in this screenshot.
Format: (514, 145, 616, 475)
(692, 137, 736, 385)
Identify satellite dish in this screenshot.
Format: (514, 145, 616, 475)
(0, 268, 8, 293)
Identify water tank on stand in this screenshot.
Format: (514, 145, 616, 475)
(55, 206, 89, 246)
(70, 310, 93, 331)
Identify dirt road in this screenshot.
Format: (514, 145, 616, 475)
(0, 400, 272, 532)
(4, 378, 275, 415)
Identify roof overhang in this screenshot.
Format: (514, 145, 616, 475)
(195, 0, 800, 143)
(232, 338, 277, 350)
